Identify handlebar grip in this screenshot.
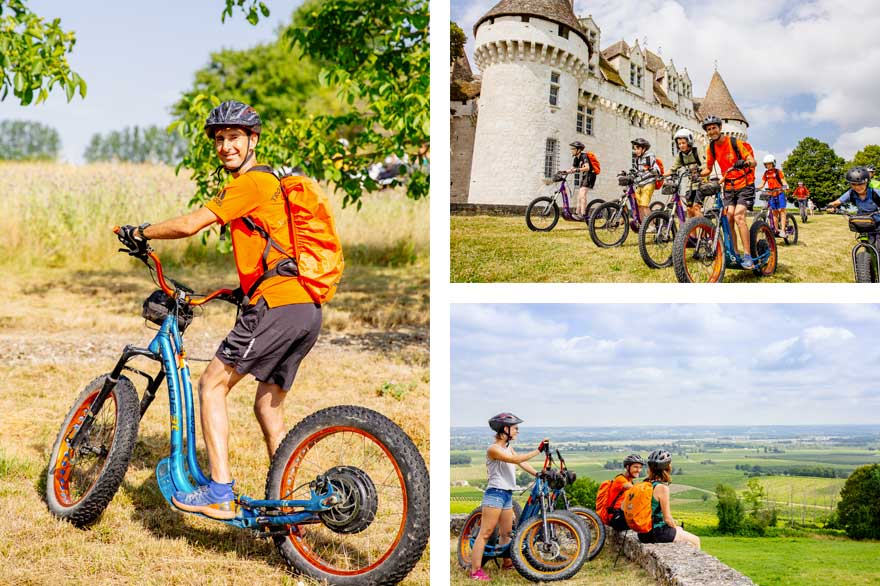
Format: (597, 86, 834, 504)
(112, 226, 120, 234)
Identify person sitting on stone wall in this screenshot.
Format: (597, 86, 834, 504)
(631, 138, 659, 222)
(638, 450, 701, 548)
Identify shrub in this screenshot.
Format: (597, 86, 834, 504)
(566, 477, 600, 509)
(837, 463, 880, 540)
(715, 483, 745, 534)
(450, 453, 471, 466)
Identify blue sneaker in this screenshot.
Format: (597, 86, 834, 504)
(741, 254, 755, 269)
(172, 480, 237, 520)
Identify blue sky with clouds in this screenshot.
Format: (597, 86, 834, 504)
(451, 304, 880, 427)
(0, 0, 299, 163)
(451, 0, 880, 164)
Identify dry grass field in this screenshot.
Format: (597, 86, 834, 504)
(0, 163, 429, 585)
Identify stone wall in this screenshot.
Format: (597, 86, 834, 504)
(450, 514, 757, 586)
(451, 100, 478, 204)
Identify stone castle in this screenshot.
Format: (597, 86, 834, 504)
(451, 0, 749, 206)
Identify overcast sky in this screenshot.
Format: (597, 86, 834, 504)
(451, 304, 880, 427)
(0, 1, 297, 164)
(451, 0, 878, 164)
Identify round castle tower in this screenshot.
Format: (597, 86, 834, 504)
(468, 0, 592, 205)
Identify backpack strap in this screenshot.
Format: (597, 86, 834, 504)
(870, 188, 880, 209)
(607, 473, 628, 512)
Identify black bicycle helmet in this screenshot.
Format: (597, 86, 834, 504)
(569, 141, 585, 150)
(867, 165, 876, 173)
(631, 138, 650, 149)
(623, 454, 645, 468)
(701, 114, 723, 130)
(489, 413, 523, 434)
(204, 100, 262, 138)
(647, 449, 672, 469)
(846, 166, 870, 185)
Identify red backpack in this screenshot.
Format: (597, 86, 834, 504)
(595, 474, 627, 524)
(654, 158, 665, 189)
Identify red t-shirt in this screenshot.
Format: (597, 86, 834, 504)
(793, 186, 810, 200)
(762, 168, 786, 190)
(705, 136, 755, 190)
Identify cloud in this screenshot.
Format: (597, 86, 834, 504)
(832, 127, 880, 160)
(746, 105, 787, 127)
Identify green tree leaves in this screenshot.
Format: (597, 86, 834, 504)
(0, 119, 60, 160)
(451, 21, 465, 63)
(180, 0, 430, 209)
(715, 483, 745, 534)
(0, 0, 85, 105)
(837, 463, 880, 540)
(849, 145, 880, 171)
(782, 137, 846, 207)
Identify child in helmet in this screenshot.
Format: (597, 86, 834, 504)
(666, 129, 704, 219)
(758, 155, 789, 237)
(827, 167, 880, 241)
(469, 413, 549, 581)
(631, 138, 660, 222)
(792, 181, 810, 218)
(567, 141, 599, 217)
(638, 450, 700, 548)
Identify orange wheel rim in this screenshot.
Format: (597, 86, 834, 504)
(52, 391, 118, 507)
(279, 426, 407, 576)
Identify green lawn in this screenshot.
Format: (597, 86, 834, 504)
(451, 212, 856, 282)
(702, 536, 880, 586)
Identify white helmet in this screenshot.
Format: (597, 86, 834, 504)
(673, 128, 694, 147)
(763, 154, 777, 165)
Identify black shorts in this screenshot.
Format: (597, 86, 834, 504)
(684, 189, 705, 208)
(583, 172, 597, 189)
(722, 185, 755, 209)
(637, 525, 676, 544)
(216, 298, 322, 391)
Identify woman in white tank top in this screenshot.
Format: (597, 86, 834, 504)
(469, 413, 549, 581)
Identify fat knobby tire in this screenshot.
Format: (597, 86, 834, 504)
(568, 506, 605, 560)
(45, 374, 140, 527)
(457, 501, 522, 569)
(510, 510, 589, 582)
(854, 250, 876, 282)
(265, 405, 429, 586)
(639, 210, 675, 269)
(525, 197, 560, 232)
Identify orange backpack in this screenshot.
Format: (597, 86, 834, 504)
(242, 168, 344, 305)
(654, 158, 665, 189)
(586, 152, 601, 175)
(595, 474, 626, 524)
(622, 480, 655, 533)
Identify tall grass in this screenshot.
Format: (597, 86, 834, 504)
(0, 162, 429, 271)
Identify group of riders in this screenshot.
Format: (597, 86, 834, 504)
(566, 114, 880, 269)
(467, 413, 700, 581)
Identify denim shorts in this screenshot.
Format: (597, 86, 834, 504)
(768, 193, 787, 210)
(482, 487, 513, 510)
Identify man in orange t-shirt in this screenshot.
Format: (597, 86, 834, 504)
(116, 100, 321, 520)
(701, 115, 757, 268)
(606, 454, 645, 530)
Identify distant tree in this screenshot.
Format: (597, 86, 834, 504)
(451, 21, 466, 63)
(715, 483, 744, 534)
(517, 470, 533, 487)
(837, 463, 880, 540)
(0, 0, 86, 105)
(849, 145, 880, 171)
(566, 477, 599, 509)
(782, 137, 846, 207)
(450, 453, 471, 466)
(701, 493, 709, 503)
(0, 119, 60, 160)
(83, 125, 187, 165)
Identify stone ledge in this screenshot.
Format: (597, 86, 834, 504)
(451, 203, 527, 216)
(450, 514, 756, 586)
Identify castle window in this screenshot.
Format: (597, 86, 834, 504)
(521, 16, 529, 22)
(544, 138, 559, 179)
(549, 71, 560, 106)
(577, 104, 594, 136)
(671, 139, 676, 157)
(629, 64, 643, 88)
(558, 24, 569, 39)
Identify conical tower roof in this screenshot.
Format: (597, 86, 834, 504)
(474, 0, 591, 52)
(698, 71, 748, 126)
